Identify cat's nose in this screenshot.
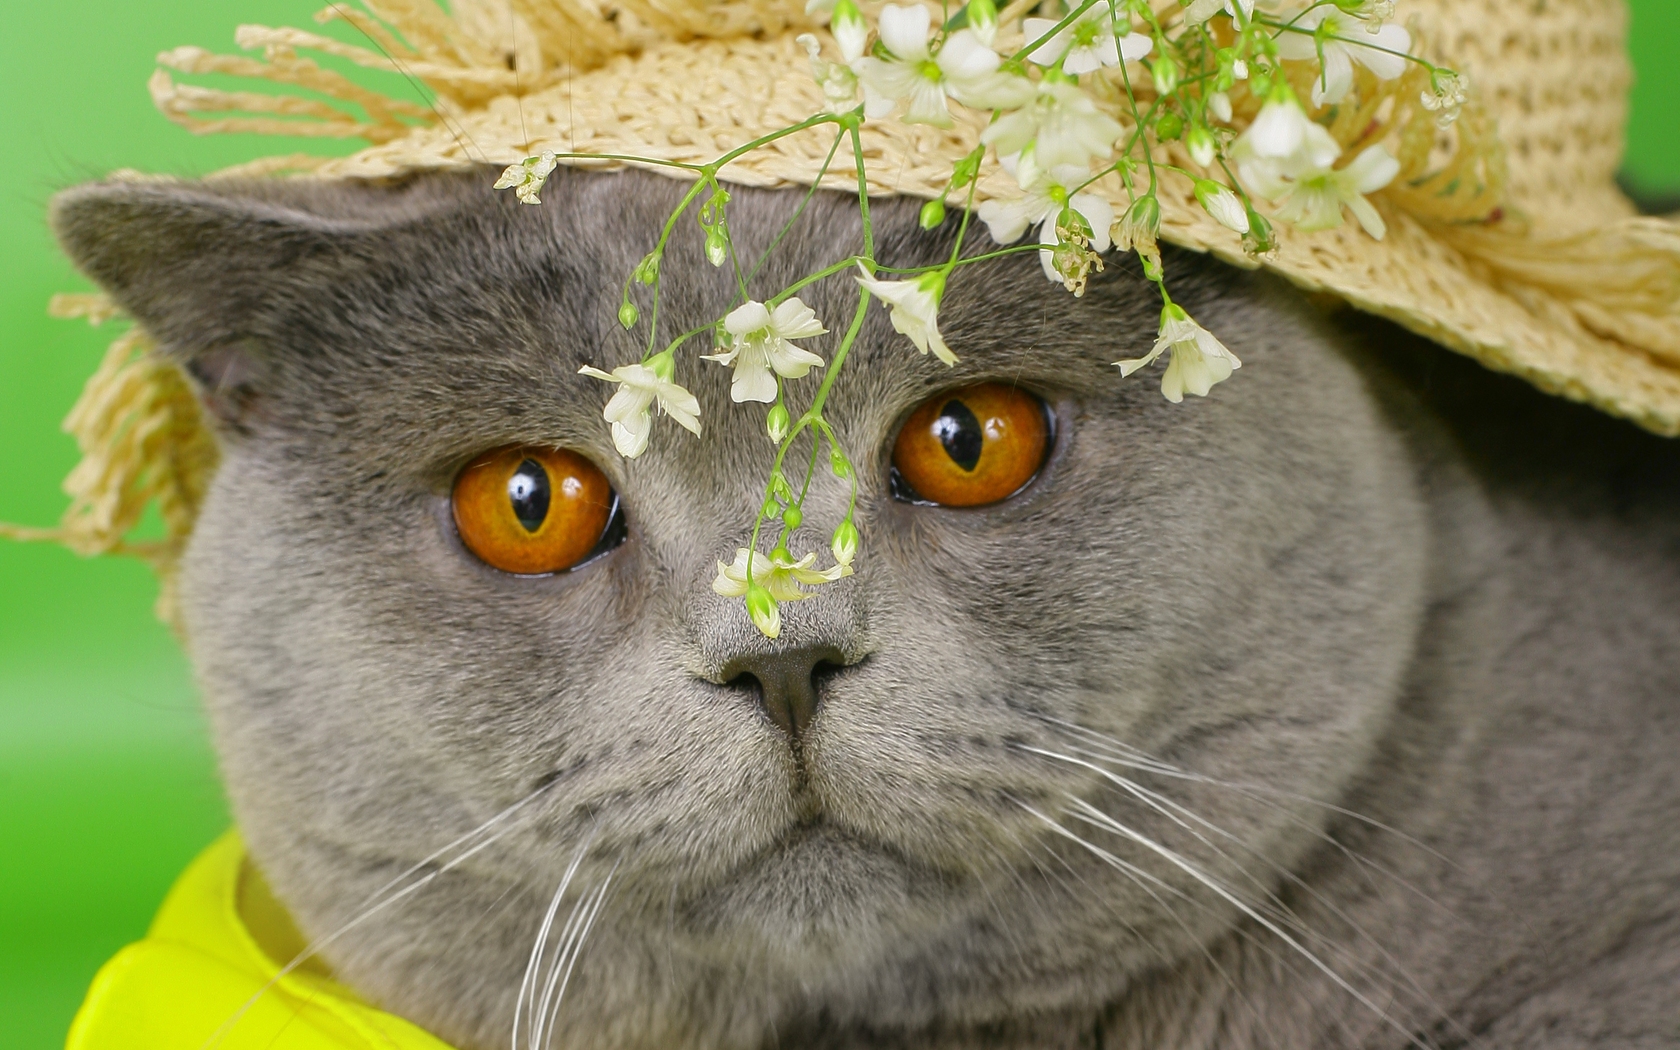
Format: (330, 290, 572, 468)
(720, 645, 845, 740)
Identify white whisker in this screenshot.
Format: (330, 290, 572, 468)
(514, 838, 592, 1050)
(1063, 795, 1432, 1049)
(203, 778, 560, 1050)
(536, 867, 618, 1050)
(1026, 737, 1462, 1047)
(1017, 801, 1282, 1040)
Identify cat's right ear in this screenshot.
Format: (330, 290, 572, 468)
(49, 176, 408, 428)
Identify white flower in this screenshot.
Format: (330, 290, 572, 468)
(981, 79, 1124, 170)
(1182, 0, 1254, 25)
(493, 152, 560, 205)
(1235, 83, 1315, 161)
(1193, 179, 1250, 234)
(855, 265, 956, 365)
(702, 298, 827, 404)
(712, 547, 852, 638)
(799, 34, 861, 112)
(1115, 303, 1242, 403)
(1274, 5, 1411, 106)
(1236, 122, 1398, 238)
(977, 150, 1113, 285)
(854, 6, 1033, 126)
(1420, 69, 1468, 127)
(1023, 6, 1151, 76)
(577, 359, 701, 458)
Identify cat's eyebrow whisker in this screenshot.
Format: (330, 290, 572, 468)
(1058, 795, 1436, 1050)
(202, 779, 562, 1050)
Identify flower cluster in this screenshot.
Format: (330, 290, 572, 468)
(496, 0, 1462, 637)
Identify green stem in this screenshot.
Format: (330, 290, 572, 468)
(708, 112, 845, 174)
(767, 255, 866, 306)
(849, 122, 875, 265)
(642, 177, 714, 359)
(1010, 0, 1103, 65)
(944, 150, 983, 270)
(745, 128, 848, 290)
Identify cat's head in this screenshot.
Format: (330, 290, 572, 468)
(54, 167, 1428, 1048)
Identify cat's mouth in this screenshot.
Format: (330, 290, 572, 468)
(678, 815, 954, 945)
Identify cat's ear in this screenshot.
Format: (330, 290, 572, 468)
(49, 176, 453, 426)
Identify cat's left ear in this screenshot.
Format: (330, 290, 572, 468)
(49, 174, 471, 425)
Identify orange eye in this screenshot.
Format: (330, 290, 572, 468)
(891, 383, 1050, 507)
(452, 446, 616, 575)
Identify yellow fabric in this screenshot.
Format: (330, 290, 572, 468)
(66, 831, 456, 1050)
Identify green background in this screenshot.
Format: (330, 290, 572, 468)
(1, 3, 1676, 1046)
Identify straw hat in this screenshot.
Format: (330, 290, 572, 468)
(8, 0, 1680, 614)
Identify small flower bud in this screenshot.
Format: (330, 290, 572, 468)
(830, 446, 851, 479)
(1185, 122, 1216, 167)
(965, 0, 998, 46)
(1242, 207, 1276, 256)
(705, 227, 729, 267)
(1155, 111, 1183, 141)
(762, 496, 783, 518)
(1194, 179, 1250, 234)
(618, 300, 639, 329)
(1206, 90, 1233, 124)
(950, 152, 982, 189)
(771, 471, 795, 503)
(782, 505, 804, 530)
(1113, 194, 1164, 281)
(766, 403, 791, 443)
(831, 0, 868, 63)
(1151, 55, 1179, 97)
(831, 519, 859, 567)
(633, 251, 661, 285)
(919, 199, 947, 230)
(746, 585, 781, 638)
(1214, 48, 1241, 91)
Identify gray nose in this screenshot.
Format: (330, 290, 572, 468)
(721, 645, 845, 739)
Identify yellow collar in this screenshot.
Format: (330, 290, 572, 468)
(67, 831, 455, 1050)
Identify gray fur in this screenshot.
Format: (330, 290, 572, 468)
(51, 167, 1680, 1049)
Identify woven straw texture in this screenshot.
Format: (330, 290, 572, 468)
(145, 0, 1680, 435)
(10, 0, 1680, 607)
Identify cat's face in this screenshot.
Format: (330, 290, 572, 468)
(55, 168, 1429, 1048)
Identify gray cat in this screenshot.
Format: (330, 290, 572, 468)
(52, 167, 1680, 1049)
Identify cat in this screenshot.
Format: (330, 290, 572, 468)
(51, 166, 1680, 1049)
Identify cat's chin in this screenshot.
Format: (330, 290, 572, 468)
(676, 818, 947, 955)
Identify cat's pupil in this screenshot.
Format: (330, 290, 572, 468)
(932, 400, 983, 472)
(507, 459, 551, 532)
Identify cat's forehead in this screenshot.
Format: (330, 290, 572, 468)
(266, 168, 1175, 474)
